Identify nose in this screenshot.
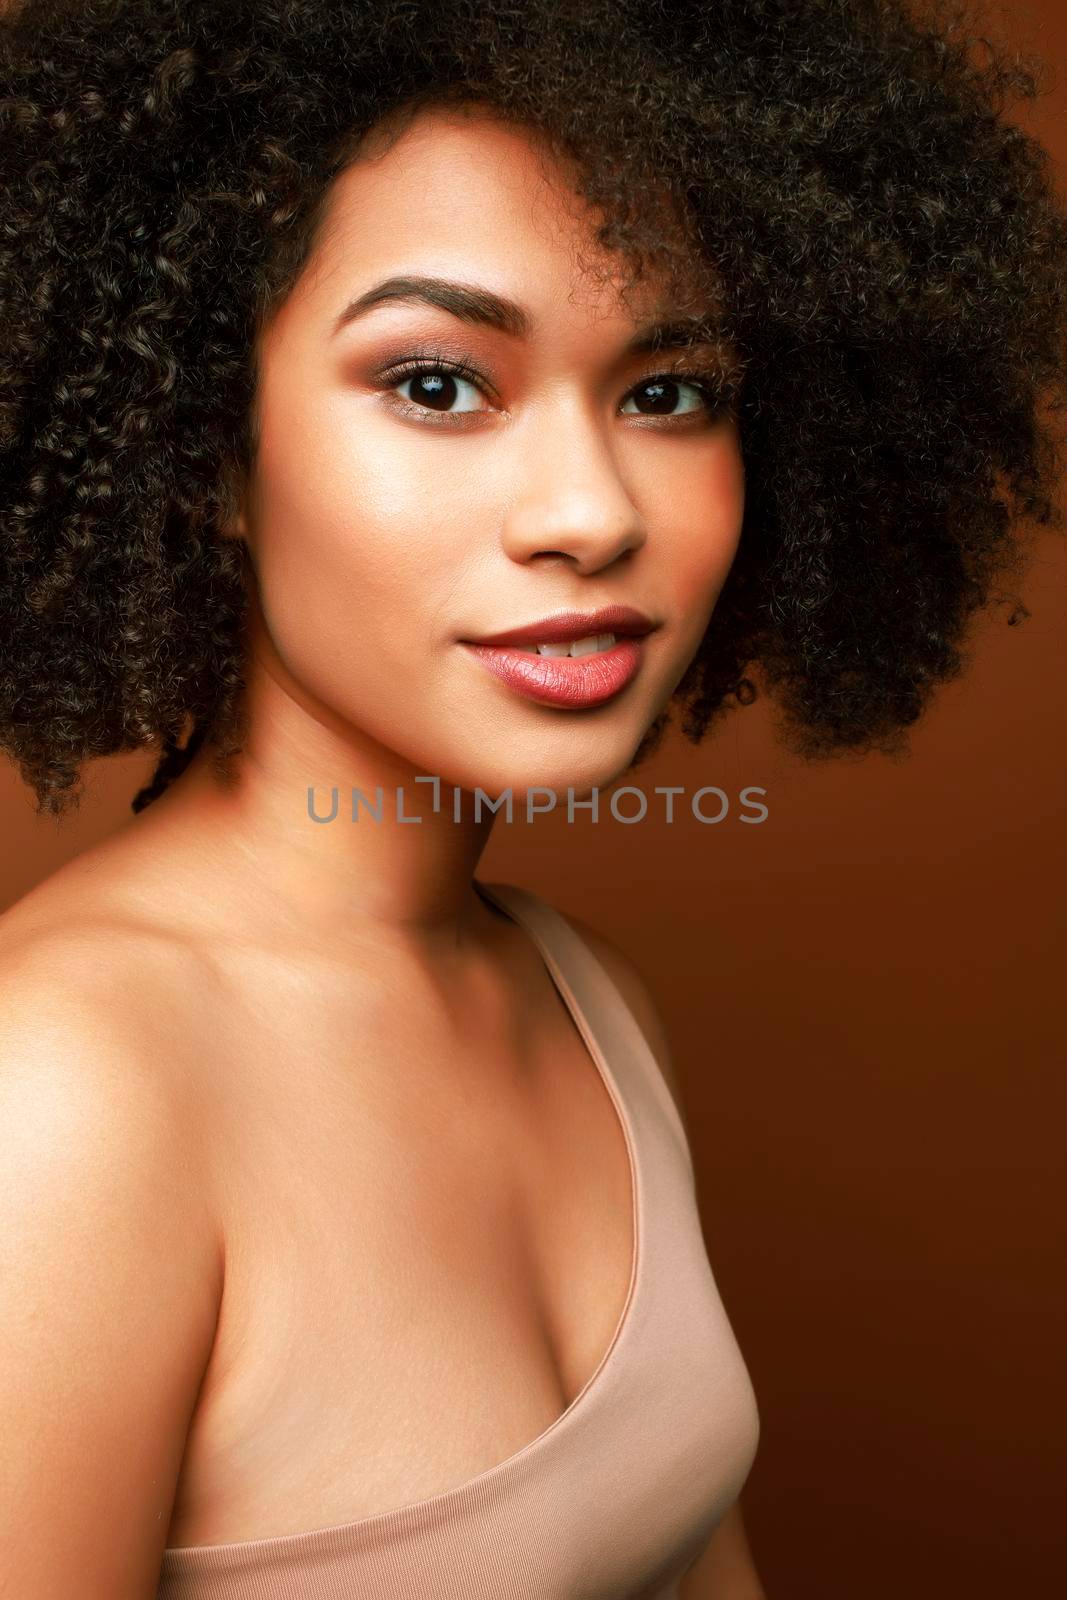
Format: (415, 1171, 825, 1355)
(499, 402, 647, 574)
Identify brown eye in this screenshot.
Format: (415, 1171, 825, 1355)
(392, 365, 487, 414)
(622, 376, 708, 417)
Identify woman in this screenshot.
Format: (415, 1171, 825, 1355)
(1, 1, 1063, 1596)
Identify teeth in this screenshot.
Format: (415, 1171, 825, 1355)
(527, 632, 618, 658)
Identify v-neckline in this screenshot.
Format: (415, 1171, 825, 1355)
(162, 877, 642, 1561)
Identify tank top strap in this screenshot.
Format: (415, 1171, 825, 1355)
(474, 878, 694, 1183)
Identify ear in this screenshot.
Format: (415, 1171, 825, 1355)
(217, 503, 250, 543)
(216, 460, 253, 544)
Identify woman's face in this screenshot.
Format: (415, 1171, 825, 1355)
(238, 104, 745, 800)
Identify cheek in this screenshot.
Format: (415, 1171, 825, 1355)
(247, 395, 456, 661)
(246, 428, 451, 747)
(654, 434, 745, 614)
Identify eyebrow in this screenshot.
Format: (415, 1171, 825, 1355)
(331, 274, 724, 356)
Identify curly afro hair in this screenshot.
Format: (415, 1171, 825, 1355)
(1, 0, 1065, 816)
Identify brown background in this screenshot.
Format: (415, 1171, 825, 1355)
(2, 3, 1064, 1593)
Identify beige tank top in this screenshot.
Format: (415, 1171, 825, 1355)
(155, 879, 760, 1599)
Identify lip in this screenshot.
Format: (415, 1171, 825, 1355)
(460, 635, 650, 709)
(461, 605, 657, 648)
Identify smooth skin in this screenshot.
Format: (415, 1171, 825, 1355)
(0, 104, 762, 1595)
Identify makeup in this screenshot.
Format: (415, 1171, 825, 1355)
(461, 635, 645, 707)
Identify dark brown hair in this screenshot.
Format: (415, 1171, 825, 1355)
(1, 0, 1065, 815)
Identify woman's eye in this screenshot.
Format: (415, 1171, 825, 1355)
(393, 368, 487, 414)
(621, 376, 710, 417)
(381, 361, 725, 424)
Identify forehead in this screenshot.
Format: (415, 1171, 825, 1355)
(282, 104, 706, 334)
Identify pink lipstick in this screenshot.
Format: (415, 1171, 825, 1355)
(460, 605, 657, 709)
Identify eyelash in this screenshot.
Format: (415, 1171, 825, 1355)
(373, 345, 733, 428)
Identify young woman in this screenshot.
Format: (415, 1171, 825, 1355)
(2, 1, 1064, 1596)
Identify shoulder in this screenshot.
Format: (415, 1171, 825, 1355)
(0, 913, 225, 1583)
(0, 898, 225, 1205)
(0, 907, 222, 1214)
(557, 906, 689, 1134)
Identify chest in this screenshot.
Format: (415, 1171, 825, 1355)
(164, 959, 636, 1548)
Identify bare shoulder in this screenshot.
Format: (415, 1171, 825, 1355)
(0, 891, 227, 1207)
(0, 889, 220, 1101)
(0, 903, 225, 1591)
(559, 908, 689, 1133)
(0, 886, 226, 1275)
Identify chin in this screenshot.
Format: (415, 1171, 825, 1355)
(458, 737, 650, 807)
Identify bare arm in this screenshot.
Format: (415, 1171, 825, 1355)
(0, 935, 224, 1597)
(566, 912, 769, 1600)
